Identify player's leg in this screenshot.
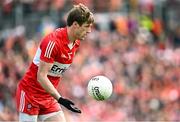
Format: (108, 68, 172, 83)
(16, 86, 40, 122)
(38, 98, 65, 122)
(19, 112, 38, 122)
(38, 111, 66, 122)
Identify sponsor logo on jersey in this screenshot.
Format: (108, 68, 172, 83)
(48, 62, 71, 77)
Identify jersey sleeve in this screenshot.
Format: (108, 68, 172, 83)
(39, 36, 58, 63)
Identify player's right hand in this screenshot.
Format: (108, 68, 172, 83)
(58, 97, 81, 113)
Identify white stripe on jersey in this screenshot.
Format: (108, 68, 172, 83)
(44, 41, 55, 58)
(44, 41, 52, 58)
(20, 90, 25, 112)
(47, 42, 55, 58)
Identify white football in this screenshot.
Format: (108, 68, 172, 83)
(87, 75, 113, 101)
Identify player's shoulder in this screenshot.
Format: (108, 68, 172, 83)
(40, 34, 56, 46)
(40, 27, 67, 47)
(54, 27, 67, 38)
(53, 27, 70, 45)
(41, 28, 62, 43)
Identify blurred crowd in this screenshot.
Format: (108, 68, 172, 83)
(0, 0, 180, 121)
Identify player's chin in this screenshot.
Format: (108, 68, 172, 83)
(79, 37, 86, 41)
(82, 34, 88, 40)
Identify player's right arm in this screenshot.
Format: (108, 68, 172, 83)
(37, 60, 61, 100)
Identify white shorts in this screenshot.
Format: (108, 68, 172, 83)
(19, 111, 65, 122)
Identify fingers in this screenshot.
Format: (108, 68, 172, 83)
(70, 105, 81, 113)
(68, 100, 74, 105)
(58, 97, 81, 113)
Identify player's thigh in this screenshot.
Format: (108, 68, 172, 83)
(38, 111, 66, 122)
(19, 112, 38, 122)
(16, 85, 40, 115)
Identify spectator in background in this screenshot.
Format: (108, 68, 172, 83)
(173, 26, 180, 48)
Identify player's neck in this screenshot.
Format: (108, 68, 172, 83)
(67, 26, 76, 43)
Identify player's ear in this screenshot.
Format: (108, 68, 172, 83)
(72, 21, 80, 28)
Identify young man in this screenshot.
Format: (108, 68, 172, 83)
(16, 3, 94, 122)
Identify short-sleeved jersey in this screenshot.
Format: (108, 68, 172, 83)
(19, 27, 80, 98)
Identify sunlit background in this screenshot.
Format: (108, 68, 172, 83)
(0, 0, 180, 121)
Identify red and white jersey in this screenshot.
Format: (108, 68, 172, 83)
(19, 27, 80, 98)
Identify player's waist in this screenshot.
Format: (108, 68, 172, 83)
(19, 65, 61, 96)
(18, 80, 57, 98)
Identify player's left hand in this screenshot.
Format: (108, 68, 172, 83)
(58, 97, 81, 113)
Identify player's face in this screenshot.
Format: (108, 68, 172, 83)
(75, 22, 93, 40)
